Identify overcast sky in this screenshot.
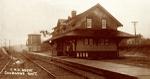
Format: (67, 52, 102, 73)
(0, 0, 150, 45)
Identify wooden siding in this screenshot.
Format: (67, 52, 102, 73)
(76, 7, 118, 30)
(76, 39, 117, 52)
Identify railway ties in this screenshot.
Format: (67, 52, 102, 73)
(23, 54, 56, 79)
(0, 47, 87, 79)
(29, 52, 150, 79)
(26, 53, 105, 79)
(0, 49, 55, 79)
(25, 54, 87, 79)
(0, 48, 12, 76)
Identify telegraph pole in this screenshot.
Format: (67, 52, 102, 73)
(131, 21, 138, 36)
(131, 21, 138, 45)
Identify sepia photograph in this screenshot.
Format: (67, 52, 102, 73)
(0, 0, 150, 79)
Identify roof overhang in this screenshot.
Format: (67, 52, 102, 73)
(51, 29, 134, 41)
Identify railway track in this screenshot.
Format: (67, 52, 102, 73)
(22, 54, 56, 79)
(26, 53, 107, 79)
(0, 47, 104, 79)
(0, 59, 12, 74)
(0, 47, 86, 79)
(0, 48, 12, 75)
(26, 54, 87, 79)
(0, 48, 56, 79)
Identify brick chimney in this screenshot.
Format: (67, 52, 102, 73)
(71, 10, 77, 18)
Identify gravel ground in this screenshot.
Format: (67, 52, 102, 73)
(0, 48, 11, 74)
(0, 48, 51, 79)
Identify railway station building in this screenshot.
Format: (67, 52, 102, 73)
(50, 4, 134, 59)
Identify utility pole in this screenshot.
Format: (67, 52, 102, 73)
(131, 21, 138, 45)
(131, 21, 138, 36)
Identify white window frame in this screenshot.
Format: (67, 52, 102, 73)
(102, 19, 107, 29)
(86, 18, 92, 28)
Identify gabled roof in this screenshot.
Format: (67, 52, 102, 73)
(68, 3, 123, 27)
(51, 3, 130, 41)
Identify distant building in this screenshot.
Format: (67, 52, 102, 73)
(50, 4, 134, 59)
(120, 34, 143, 46)
(127, 34, 143, 46)
(27, 34, 41, 52)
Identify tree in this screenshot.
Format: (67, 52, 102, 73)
(40, 30, 51, 37)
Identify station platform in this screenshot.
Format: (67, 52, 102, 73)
(27, 52, 150, 79)
(52, 57, 150, 79)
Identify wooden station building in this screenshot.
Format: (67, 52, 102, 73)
(50, 4, 133, 59)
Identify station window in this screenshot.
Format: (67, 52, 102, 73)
(85, 39, 88, 45)
(104, 39, 109, 45)
(102, 19, 107, 29)
(86, 18, 92, 28)
(97, 39, 110, 46)
(84, 38, 93, 45)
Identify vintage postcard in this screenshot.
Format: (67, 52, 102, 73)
(0, 0, 150, 79)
